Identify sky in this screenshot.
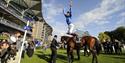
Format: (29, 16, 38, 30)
(42, 0, 125, 39)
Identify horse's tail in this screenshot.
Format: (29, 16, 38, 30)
(94, 37, 101, 55)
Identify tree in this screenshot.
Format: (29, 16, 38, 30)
(104, 26, 125, 43)
(113, 26, 125, 43)
(98, 32, 111, 43)
(104, 31, 114, 42)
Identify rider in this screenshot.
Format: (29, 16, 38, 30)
(63, 6, 74, 34)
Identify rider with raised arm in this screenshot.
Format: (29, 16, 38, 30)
(63, 4, 74, 34)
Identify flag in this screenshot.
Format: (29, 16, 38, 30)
(24, 26, 31, 30)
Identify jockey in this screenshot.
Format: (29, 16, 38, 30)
(63, 7, 74, 34)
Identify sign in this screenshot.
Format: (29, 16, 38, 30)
(24, 26, 31, 30)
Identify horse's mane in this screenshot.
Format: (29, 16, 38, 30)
(61, 36, 75, 44)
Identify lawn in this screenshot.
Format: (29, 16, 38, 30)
(21, 49, 125, 63)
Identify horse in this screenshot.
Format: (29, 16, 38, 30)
(61, 34, 81, 63)
(80, 36, 101, 63)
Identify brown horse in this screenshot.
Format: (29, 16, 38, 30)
(81, 36, 100, 63)
(61, 34, 80, 63)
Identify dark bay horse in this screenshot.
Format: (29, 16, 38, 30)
(61, 34, 80, 63)
(81, 36, 100, 63)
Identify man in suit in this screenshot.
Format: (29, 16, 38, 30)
(50, 35, 59, 63)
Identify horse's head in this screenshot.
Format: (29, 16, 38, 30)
(61, 36, 70, 44)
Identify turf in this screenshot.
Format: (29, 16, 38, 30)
(21, 49, 125, 63)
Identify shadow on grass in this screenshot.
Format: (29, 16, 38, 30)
(35, 49, 82, 63)
(109, 56, 125, 62)
(101, 53, 125, 62)
(101, 53, 125, 55)
(57, 54, 68, 63)
(37, 50, 44, 54)
(36, 53, 67, 60)
(57, 54, 67, 60)
(35, 53, 68, 63)
(35, 53, 81, 63)
(110, 56, 125, 59)
(36, 54, 50, 62)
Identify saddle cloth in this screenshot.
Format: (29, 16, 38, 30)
(63, 34, 73, 37)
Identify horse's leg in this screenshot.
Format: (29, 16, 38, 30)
(89, 42, 98, 63)
(83, 49, 86, 56)
(76, 48, 80, 60)
(91, 50, 98, 63)
(90, 49, 95, 63)
(67, 53, 72, 63)
(83, 46, 87, 56)
(68, 47, 74, 63)
(68, 55, 71, 63)
(92, 52, 94, 63)
(67, 47, 71, 63)
(70, 48, 74, 63)
(86, 46, 91, 56)
(95, 53, 98, 63)
(71, 49, 74, 63)
(70, 51, 74, 63)
(119, 47, 122, 54)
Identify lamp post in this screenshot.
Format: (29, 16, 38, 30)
(18, 15, 33, 63)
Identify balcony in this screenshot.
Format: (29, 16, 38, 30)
(0, 0, 26, 24)
(0, 17, 31, 34)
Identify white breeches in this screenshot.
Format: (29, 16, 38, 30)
(68, 23, 74, 33)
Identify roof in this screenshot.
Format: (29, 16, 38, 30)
(1, 0, 53, 34)
(8, 0, 43, 20)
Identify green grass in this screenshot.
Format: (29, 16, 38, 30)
(21, 49, 125, 63)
